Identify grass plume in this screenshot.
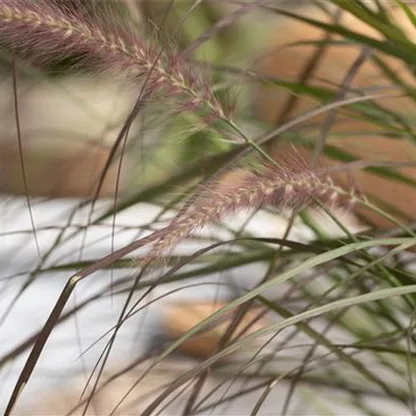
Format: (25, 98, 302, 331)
(0, 0, 225, 118)
(141, 153, 359, 265)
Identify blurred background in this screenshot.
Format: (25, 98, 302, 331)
(1, 1, 416, 415)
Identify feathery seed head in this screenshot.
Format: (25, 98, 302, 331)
(141, 155, 360, 266)
(0, 0, 225, 119)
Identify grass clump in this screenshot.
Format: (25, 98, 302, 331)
(0, 1, 415, 415)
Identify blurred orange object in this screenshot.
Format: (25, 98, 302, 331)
(254, 4, 416, 229)
(163, 301, 270, 360)
(0, 141, 121, 198)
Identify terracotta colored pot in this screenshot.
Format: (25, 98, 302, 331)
(163, 301, 270, 360)
(0, 141, 121, 198)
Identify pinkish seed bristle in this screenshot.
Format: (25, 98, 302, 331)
(137, 156, 359, 266)
(0, 0, 225, 119)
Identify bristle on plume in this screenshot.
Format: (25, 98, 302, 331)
(0, 0, 224, 118)
(141, 152, 360, 265)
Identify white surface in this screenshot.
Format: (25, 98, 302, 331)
(0, 196, 409, 415)
(0, 196, 318, 414)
